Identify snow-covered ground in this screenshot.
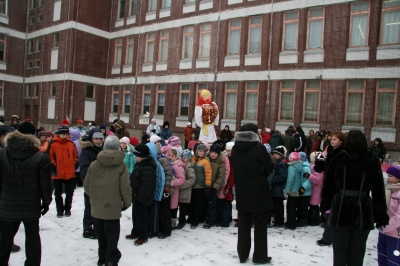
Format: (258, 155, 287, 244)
(8, 188, 379, 266)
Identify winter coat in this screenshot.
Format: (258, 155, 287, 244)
(122, 146, 134, 175)
(308, 163, 324, 206)
(178, 162, 196, 203)
(170, 159, 186, 209)
(84, 150, 131, 220)
(232, 131, 274, 212)
(146, 123, 161, 136)
(190, 156, 212, 189)
(269, 133, 282, 152)
(222, 156, 235, 202)
(219, 129, 233, 142)
(79, 139, 102, 182)
(310, 139, 321, 153)
(281, 135, 295, 155)
(49, 135, 78, 180)
(284, 160, 303, 195)
(158, 154, 173, 195)
(160, 128, 172, 144)
(218, 155, 231, 199)
(300, 161, 312, 197)
(147, 143, 165, 201)
(261, 132, 271, 144)
(324, 144, 344, 171)
(321, 150, 389, 230)
(114, 120, 130, 139)
(271, 158, 288, 199)
(188, 140, 197, 150)
(38, 141, 49, 153)
(293, 132, 306, 152)
(0, 131, 52, 222)
(207, 152, 226, 194)
(70, 129, 82, 172)
(382, 186, 400, 239)
(371, 144, 386, 161)
(183, 126, 194, 141)
(130, 157, 157, 207)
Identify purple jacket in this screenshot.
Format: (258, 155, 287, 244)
(382, 188, 400, 239)
(308, 163, 324, 206)
(70, 129, 82, 172)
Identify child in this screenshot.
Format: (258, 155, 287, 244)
(377, 165, 400, 265)
(188, 133, 198, 151)
(297, 152, 312, 227)
(306, 152, 324, 227)
(189, 143, 212, 229)
(120, 137, 134, 175)
(218, 142, 235, 227)
(38, 132, 49, 153)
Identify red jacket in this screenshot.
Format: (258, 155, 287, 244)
(262, 132, 271, 144)
(183, 126, 194, 141)
(310, 140, 321, 153)
(49, 135, 78, 180)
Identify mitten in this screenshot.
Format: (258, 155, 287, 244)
(204, 187, 211, 197)
(41, 203, 49, 216)
(303, 172, 310, 178)
(298, 187, 305, 196)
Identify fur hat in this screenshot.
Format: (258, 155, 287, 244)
(289, 152, 300, 162)
(239, 123, 258, 133)
(273, 146, 286, 157)
(134, 144, 150, 158)
(150, 135, 161, 143)
(387, 165, 400, 180)
(210, 144, 221, 155)
(165, 136, 181, 146)
(213, 139, 226, 151)
(298, 152, 307, 162)
(92, 132, 104, 139)
(181, 149, 192, 161)
(104, 136, 120, 150)
(225, 141, 234, 151)
(18, 122, 36, 135)
(120, 137, 130, 146)
(57, 125, 69, 135)
(130, 137, 139, 146)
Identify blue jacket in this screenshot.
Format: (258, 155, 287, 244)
(146, 142, 165, 201)
(271, 158, 288, 198)
(301, 161, 312, 196)
(122, 147, 134, 175)
(284, 160, 303, 193)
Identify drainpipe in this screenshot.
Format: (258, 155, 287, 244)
(69, 0, 81, 122)
(213, 0, 222, 130)
(21, 0, 29, 119)
(132, 0, 143, 129)
(61, 0, 72, 121)
(104, 0, 114, 124)
(265, 0, 274, 128)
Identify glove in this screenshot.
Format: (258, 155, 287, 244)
(298, 187, 305, 196)
(41, 203, 49, 216)
(204, 187, 212, 198)
(303, 172, 310, 178)
(121, 205, 128, 211)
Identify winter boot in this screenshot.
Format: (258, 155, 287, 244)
(171, 218, 177, 230)
(97, 259, 107, 266)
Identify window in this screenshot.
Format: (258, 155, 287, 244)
(303, 81, 321, 122)
(86, 84, 94, 98)
(375, 80, 397, 126)
(183, 26, 194, 59)
(345, 80, 365, 125)
(163, 0, 171, 9)
(0, 0, 6, 15)
(29, 17, 35, 25)
(125, 36, 134, 65)
(159, 31, 169, 61)
(28, 39, 33, 53)
(40, 0, 44, 6)
(307, 8, 324, 49)
(186, 0, 195, 3)
(196, 83, 207, 103)
(0, 81, 3, 107)
(112, 87, 119, 113)
(114, 38, 123, 65)
(350, 1, 369, 47)
(124, 86, 131, 113)
(282, 11, 299, 51)
(118, 0, 125, 19)
(38, 14, 43, 22)
(149, 0, 157, 12)
(228, 19, 241, 55)
(279, 81, 295, 121)
(26, 84, 31, 97)
(156, 84, 165, 115)
(27, 61, 32, 68)
(381, 0, 400, 45)
(248, 16, 262, 53)
(143, 85, 151, 114)
(54, 33, 59, 48)
(34, 84, 39, 96)
(31, 0, 36, 9)
(179, 84, 190, 116)
(0, 34, 5, 61)
(129, 0, 137, 16)
(244, 82, 258, 119)
(145, 33, 155, 62)
(36, 37, 41, 52)
(199, 24, 211, 58)
(224, 82, 237, 118)
(51, 82, 56, 96)
(34, 60, 40, 68)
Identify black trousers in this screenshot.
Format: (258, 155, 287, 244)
(270, 197, 284, 225)
(159, 196, 171, 235)
(93, 218, 121, 264)
(308, 204, 320, 225)
(296, 196, 310, 222)
(83, 193, 94, 231)
(321, 215, 333, 244)
(237, 211, 269, 262)
(331, 226, 370, 266)
(286, 196, 300, 228)
(54, 178, 75, 213)
(75, 172, 83, 187)
(189, 188, 205, 226)
(148, 201, 160, 235)
(178, 202, 190, 225)
(0, 220, 41, 266)
(205, 189, 218, 225)
(184, 141, 189, 149)
(132, 203, 150, 240)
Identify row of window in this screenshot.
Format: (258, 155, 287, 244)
(30, 0, 44, 10)
(26, 60, 40, 69)
(26, 33, 59, 56)
(29, 14, 43, 25)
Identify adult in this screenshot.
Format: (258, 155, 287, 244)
(321, 130, 389, 266)
(73, 119, 87, 137)
(113, 120, 130, 139)
(0, 123, 52, 265)
(183, 122, 194, 149)
(281, 130, 295, 156)
(371, 138, 386, 163)
(146, 118, 161, 137)
(195, 89, 219, 143)
(309, 134, 321, 154)
(219, 125, 233, 143)
(306, 130, 315, 158)
(261, 127, 271, 144)
(268, 130, 282, 152)
(293, 126, 306, 152)
(9, 115, 21, 130)
(160, 121, 172, 145)
(232, 123, 273, 264)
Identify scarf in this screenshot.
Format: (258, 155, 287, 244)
(385, 183, 400, 206)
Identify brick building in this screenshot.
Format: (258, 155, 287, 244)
(0, 0, 399, 149)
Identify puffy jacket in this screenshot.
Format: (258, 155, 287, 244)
(222, 156, 235, 202)
(218, 155, 231, 199)
(382, 186, 400, 239)
(158, 154, 173, 195)
(70, 129, 82, 171)
(49, 135, 78, 180)
(207, 152, 226, 192)
(269, 132, 282, 152)
(0, 131, 52, 221)
(170, 159, 186, 209)
(262, 132, 271, 144)
(281, 135, 295, 155)
(178, 162, 196, 203)
(84, 150, 131, 220)
(271, 158, 288, 198)
(300, 161, 312, 196)
(146, 123, 161, 136)
(114, 120, 130, 139)
(122, 146, 134, 175)
(130, 157, 157, 207)
(160, 128, 172, 144)
(284, 160, 303, 195)
(183, 126, 194, 141)
(308, 163, 324, 206)
(79, 139, 102, 182)
(146, 143, 166, 201)
(190, 156, 212, 189)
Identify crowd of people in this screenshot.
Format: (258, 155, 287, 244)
(0, 115, 398, 266)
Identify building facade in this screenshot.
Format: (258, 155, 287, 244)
(0, 0, 399, 149)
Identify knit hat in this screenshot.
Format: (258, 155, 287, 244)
(141, 134, 150, 143)
(213, 139, 226, 151)
(161, 144, 172, 155)
(298, 152, 307, 162)
(165, 136, 181, 146)
(266, 128, 271, 133)
(239, 123, 258, 133)
(181, 149, 192, 161)
(57, 125, 69, 135)
(61, 120, 70, 126)
(134, 144, 150, 158)
(0, 126, 10, 137)
(288, 152, 300, 162)
(130, 137, 139, 146)
(210, 144, 221, 155)
(87, 128, 101, 142)
(151, 118, 156, 122)
(92, 132, 104, 139)
(18, 122, 36, 135)
(187, 122, 191, 126)
(170, 146, 183, 159)
(104, 136, 120, 150)
(150, 135, 161, 143)
(99, 124, 106, 130)
(387, 165, 400, 180)
(77, 119, 83, 124)
(225, 141, 234, 151)
(120, 137, 130, 146)
(273, 146, 287, 157)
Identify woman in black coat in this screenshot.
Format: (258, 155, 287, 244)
(371, 138, 386, 163)
(321, 130, 389, 266)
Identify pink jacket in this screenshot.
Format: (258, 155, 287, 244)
(382, 189, 400, 239)
(308, 163, 324, 206)
(218, 155, 231, 199)
(170, 159, 186, 209)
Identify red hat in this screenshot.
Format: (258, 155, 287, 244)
(25, 117, 31, 122)
(62, 120, 70, 126)
(130, 137, 139, 147)
(77, 119, 84, 124)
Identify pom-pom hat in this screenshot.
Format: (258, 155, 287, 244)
(387, 165, 400, 180)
